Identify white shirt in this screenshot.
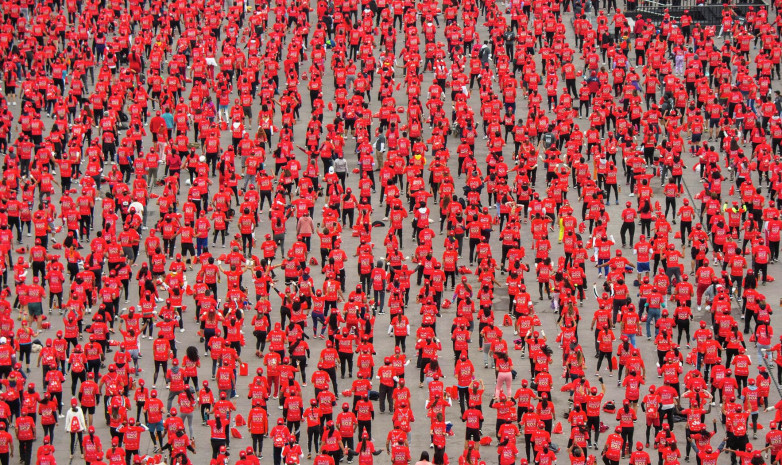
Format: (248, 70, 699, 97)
(64, 408, 87, 432)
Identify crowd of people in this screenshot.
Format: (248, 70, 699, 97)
(3, 0, 782, 463)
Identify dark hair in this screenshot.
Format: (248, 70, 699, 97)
(186, 346, 200, 363)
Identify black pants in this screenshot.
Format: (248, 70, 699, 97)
(251, 433, 264, 455)
(20, 440, 33, 465)
(307, 426, 321, 453)
(676, 320, 690, 344)
(69, 431, 83, 454)
(620, 222, 635, 246)
(210, 438, 226, 459)
(339, 353, 353, 377)
(394, 335, 406, 352)
(378, 383, 394, 413)
(587, 416, 600, 446)
(659, 407, 675, 430)
(621, 426, 634, 452)
(596, 350, 613, 372)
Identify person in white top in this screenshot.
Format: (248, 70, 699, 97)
(64, 398, 87, 459)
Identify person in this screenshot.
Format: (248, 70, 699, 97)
(0, 422, 14, 465)
(65, 398, 87, 459)
(15, 412, 35, 465)
(414, 451, 433, 465)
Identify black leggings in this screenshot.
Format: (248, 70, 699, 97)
(212, 229, 227, 245)
(646, 424, 660, 444)
(154, 360, 168, 384)
(252, 433, 264, 455)
(307, 426, 321, 453)
(210, 438, 226, 459)
(676, 320, 690, 344)
(70, 431, 83, 455)
(42, 424, 55, 443)
(71, 371, 86, 396)
(18, 344, 31, 365)
(620, 426, 634, 450)
(596, 350, 613, 372)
